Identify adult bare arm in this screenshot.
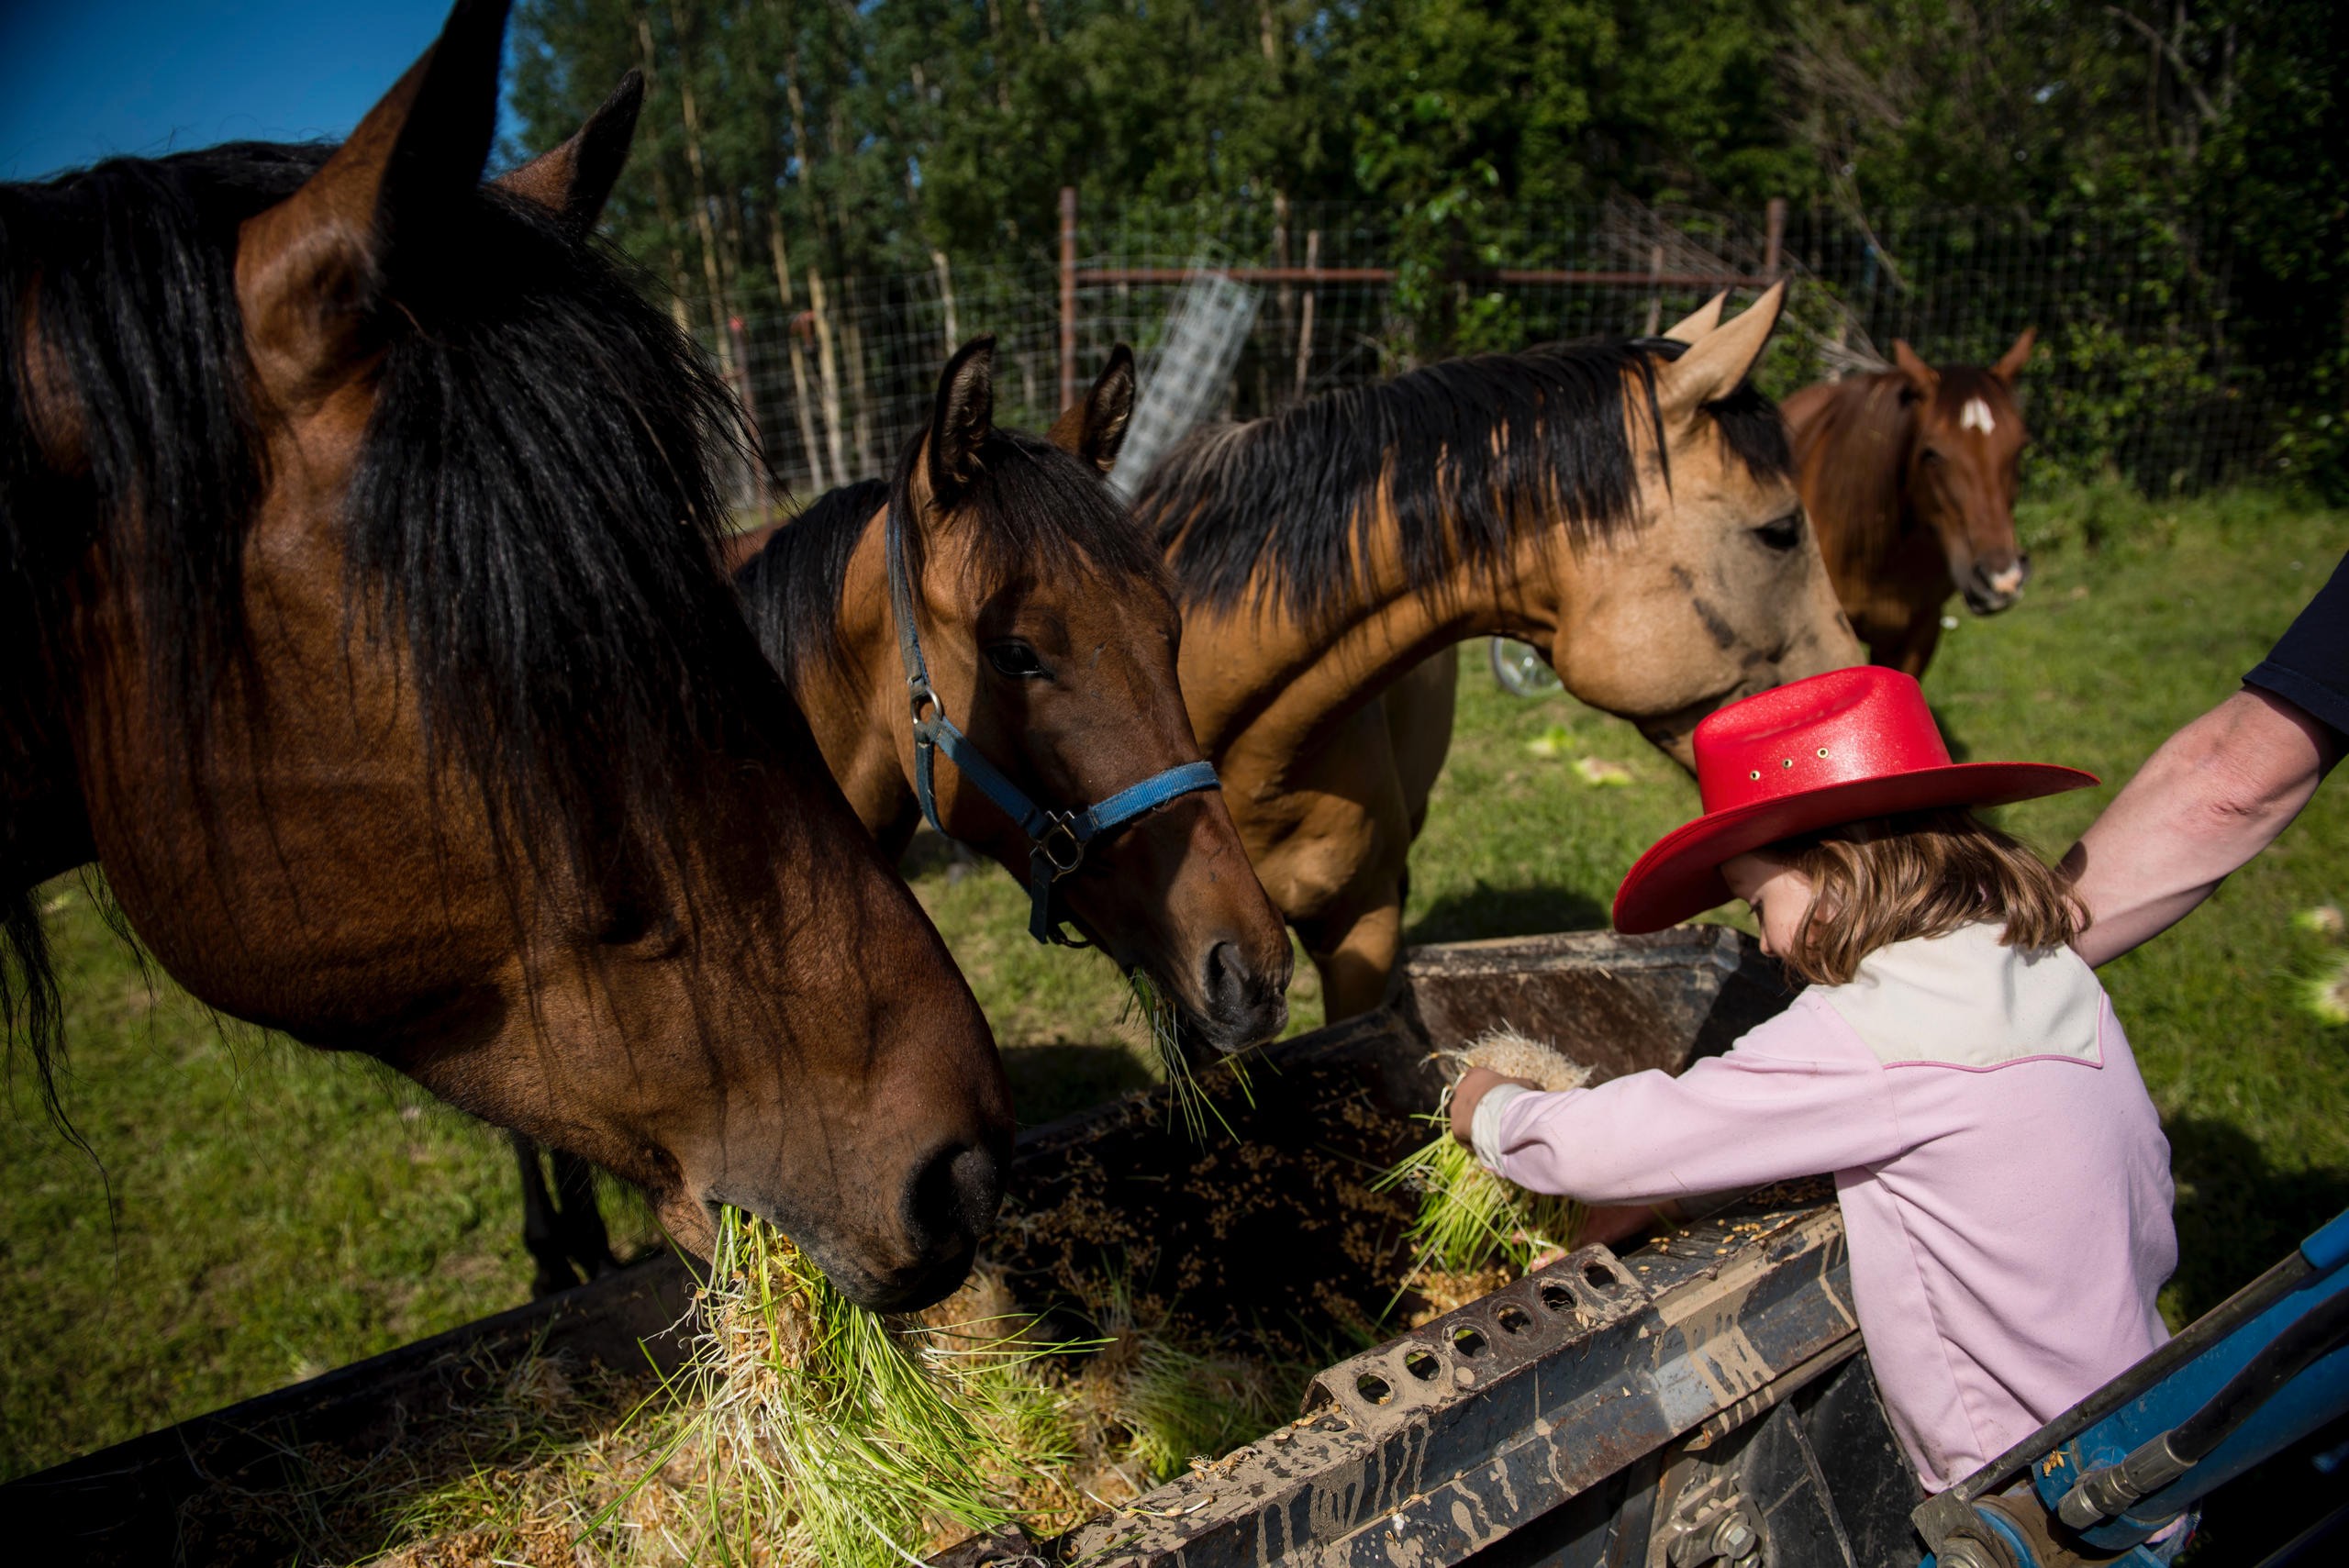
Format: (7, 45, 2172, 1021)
(2063, 686, 2341, 967)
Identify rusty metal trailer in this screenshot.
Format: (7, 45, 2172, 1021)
(0, 929, 1951, 1564)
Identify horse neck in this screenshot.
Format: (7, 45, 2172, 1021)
(1806, 376, 1918, 580)
(1180, 499, 1554, 773)
(782, 507, 916, 841)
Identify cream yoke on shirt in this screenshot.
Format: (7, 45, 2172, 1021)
(1817, 922, 2104, 1067)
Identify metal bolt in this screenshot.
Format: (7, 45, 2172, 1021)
(1714, 1515, 1758, 1560)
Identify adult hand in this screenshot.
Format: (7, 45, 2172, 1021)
(1450, 1065, 1541, 1144)
(2065, 686, 2339, 966)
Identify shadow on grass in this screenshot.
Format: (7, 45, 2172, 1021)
(1005, 1041, 1158, 1128)
(1404, 883, 1608, 948)
(2164, 1115, 2349, 1324)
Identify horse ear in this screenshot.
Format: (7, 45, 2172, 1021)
(236, 0, 509, 404)
(493, 70, 642, 235)
(1047, 344, 1135, 475)
(1891, 339, 1940, 400)
(927, 335, 997, 502)
(1655, 281, 1785, 421)
(1660, 292, 1726, 345)
(1990, 326, 2036, 386)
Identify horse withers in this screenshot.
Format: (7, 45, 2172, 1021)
(1137, 287, 1865, 1019)
(739, 340, 1294, 1053)
(1782, 329, 2038, 674)
(0, 0, 1008, 1313)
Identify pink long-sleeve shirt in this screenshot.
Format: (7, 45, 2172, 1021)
(1476, 923, 2176, 1492)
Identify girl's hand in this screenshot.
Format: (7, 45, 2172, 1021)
(1450, 1066, 1542, 1144)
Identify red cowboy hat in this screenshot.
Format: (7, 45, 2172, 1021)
(1612, 667, 2097, 934)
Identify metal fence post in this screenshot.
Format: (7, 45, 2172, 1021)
(1059, 186, 1079, 409)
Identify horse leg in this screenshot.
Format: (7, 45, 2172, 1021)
(1302, 893, 1406, 1020)
(550, 1147, 619, 1278)
(1382, 652, 1459, 843)
(510, 1132, 579, 1297)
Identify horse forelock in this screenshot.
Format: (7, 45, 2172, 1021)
(890, 425, 1168, 610)
(1138, 338, 1790, 633)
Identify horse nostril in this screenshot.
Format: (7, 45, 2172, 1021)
(902, 1140, 1003, 1258)
(1198, 940, 1287, 1049)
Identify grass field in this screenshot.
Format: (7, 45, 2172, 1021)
(5, 483, 2347, 1482)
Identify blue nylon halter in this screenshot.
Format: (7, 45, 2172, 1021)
(885, 503, 1221, 946)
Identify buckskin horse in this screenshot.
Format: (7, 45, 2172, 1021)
(1781, 329, 2037, 674)
(736, 339, 1294, 1051)
(1133, 287, 1864, 1020)
(0, 0, 1008, 1312)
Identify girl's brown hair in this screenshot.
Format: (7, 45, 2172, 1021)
(1766, 808, 2087, 986)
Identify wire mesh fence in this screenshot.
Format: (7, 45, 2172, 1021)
(698, 195, 2310, 510)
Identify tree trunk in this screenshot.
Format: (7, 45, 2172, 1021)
(767, 206, 829, 495)
(632, 9, 696, 334)
(666, 0, 736, 379)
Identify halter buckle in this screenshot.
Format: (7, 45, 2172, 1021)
(1033, 815, 1087, 878)
(907, 677, 938, 725)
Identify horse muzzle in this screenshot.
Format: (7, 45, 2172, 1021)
(1961, 554, 2030, 616)
(1186, 937, 1292, 1053)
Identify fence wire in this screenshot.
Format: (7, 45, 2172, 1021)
(697, 200, 2309, 511)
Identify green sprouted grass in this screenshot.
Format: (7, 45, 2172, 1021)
(1376, 1116, 1583, 1278)
(1127, 970, 1254, 1142)
(629, 1207, 1089, 1566)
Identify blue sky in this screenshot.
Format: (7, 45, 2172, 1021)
(0, 1, 521, 182)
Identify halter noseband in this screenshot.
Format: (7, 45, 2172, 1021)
(885, 503, 1220, 946)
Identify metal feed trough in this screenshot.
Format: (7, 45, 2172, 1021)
(7, 928, 1923, 1566)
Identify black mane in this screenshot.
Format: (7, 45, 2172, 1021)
(1, 140, 778, 1104)
(1134, 337, 1791, 628)
(739, 431, 1167, 688)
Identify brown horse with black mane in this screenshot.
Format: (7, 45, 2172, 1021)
(0, 0, 1008, 1312)
(737, 341, 1293, 1051)
(1134, 287, 1864, 1019)
(1782, 330, 2037, 674)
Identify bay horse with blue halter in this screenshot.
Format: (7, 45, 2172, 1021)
(736, 339, 1294, 1051)
(1781, 330, 2038, 675)
(0, 0, 1009, 1312)
(1135, 288, 1865, 1020)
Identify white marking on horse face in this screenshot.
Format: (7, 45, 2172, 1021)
(1987, 564, 2025, 595)
(1960, 396, 1997, 434)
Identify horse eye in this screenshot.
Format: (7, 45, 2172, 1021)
(1755, 510, 1804, 551)
(985, 641, 1048, 679)
(1921, 447, 1944, 465)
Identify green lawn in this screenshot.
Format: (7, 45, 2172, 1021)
(5, 484, 2346, 1480)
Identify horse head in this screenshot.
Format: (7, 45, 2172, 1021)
(1544, 285, 1865, 767)
(1892, 329, 2035, 614)
(892, 339, 1292, 1051)
(8, 0, 1008, 1311)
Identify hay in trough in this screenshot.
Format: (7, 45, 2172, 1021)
(1377, 1027, 1588, 1276)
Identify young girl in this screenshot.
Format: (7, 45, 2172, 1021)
(1450, 666, 2177, 1496)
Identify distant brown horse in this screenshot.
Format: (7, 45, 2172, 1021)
(0, 0, 1008, 1312)
(1782, 329, 2037, 674)
(1136, 287, 1864, 1019)
(737, 342, 1293, 1051)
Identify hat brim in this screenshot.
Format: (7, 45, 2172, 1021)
(1612, 761, 2099, 935)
